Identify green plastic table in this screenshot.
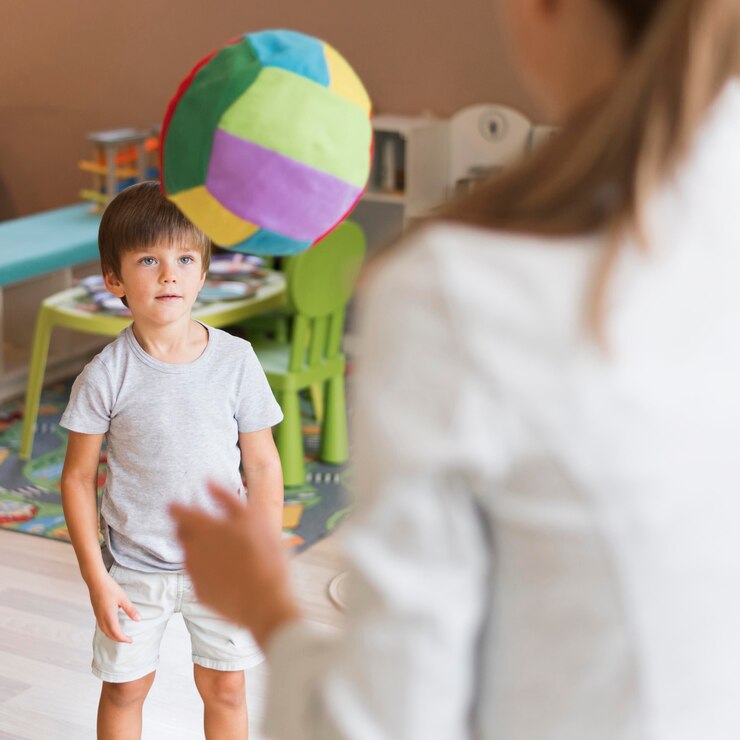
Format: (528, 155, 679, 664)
(19, 271, 286, 459)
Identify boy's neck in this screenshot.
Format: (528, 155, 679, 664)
(131, 319, 209, 364)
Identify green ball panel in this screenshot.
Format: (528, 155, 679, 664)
(218, 66, 372, 188)
(163, 39, 263, 194)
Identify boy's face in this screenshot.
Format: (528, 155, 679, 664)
(104, 241, 207, 326)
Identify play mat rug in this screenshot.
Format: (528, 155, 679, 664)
(0, 382, 351, 554)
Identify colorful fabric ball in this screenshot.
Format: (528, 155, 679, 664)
(160, 29, 372, 255)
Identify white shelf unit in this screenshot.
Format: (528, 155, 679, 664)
(353, 108, 558, 253)
(364, 114, 450, 227)
(361, 191, 406, 206)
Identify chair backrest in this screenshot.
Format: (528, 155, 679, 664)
(448, 103, 532, 196)
(284, 220, 366, 372)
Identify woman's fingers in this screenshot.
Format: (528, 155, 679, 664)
(170, 481, 252, 546)
(206, 479, 247, 514)
(170, 502, 211, 532)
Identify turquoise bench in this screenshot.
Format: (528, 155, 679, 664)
(0, 204, 102, 403)
(0, 204, 101, 287)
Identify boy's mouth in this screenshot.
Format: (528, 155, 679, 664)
(156, 294, 182, 301)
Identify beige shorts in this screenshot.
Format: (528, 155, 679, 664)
(92, 563, 263, 683)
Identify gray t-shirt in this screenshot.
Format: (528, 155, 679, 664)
(61, 323, 283, 572)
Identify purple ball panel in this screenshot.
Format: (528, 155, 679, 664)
(206, 128, 362, 242)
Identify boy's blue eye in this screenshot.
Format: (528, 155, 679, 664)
(140, 257, 156, 266)
(179, 255, 195, 265)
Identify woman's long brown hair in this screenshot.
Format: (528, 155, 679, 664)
(442, 0, 740, 334)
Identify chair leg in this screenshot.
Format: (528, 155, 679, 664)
(319, 375, 349, 465)
(274, 316, 290, 343)
(19, 308, 55, 460)
(275, 390, 306, 487)
(309, 383, 324, 424)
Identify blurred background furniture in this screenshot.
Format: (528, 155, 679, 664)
(0, 204, 101, 404)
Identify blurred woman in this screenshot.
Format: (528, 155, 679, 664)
(173, 1, 740, 737)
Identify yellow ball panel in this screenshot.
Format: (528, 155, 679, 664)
(168, 186, 260, 246)
(324, 44, 371, 115)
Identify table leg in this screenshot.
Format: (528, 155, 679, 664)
(19, 307, 54, 460)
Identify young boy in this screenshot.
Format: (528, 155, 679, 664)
(60, 181, 284, 739)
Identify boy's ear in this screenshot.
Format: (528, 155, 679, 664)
(103, 272, 125, 298)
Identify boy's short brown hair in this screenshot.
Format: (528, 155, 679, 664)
(98, 181, 211, 279)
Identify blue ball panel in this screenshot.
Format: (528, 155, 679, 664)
(229, 227, 313, 256)
(245, 29, 329, 87)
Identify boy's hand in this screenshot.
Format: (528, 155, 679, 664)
(88, 573, 141, 643)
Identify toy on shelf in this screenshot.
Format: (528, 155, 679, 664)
(79, 127, 160, 210)
(161, 29, 373, 256)
(448, 104, 532, 197)
(528, 124, 560, 151)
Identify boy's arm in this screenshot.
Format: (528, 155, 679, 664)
(239, 429, 284, 538)
(61, 431, 140, 642)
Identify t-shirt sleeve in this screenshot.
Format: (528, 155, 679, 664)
(235, 343, 284, 433)
(59, 357, 114, 435)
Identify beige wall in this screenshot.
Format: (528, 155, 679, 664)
(1, 0, 537, 219)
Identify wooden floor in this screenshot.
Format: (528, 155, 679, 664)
(0, 528, 346, 739)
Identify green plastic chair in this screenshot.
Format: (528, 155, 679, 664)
(229, 255, 291, 343)
(253, 220, 366, 487)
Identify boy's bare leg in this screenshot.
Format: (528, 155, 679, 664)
(194, 665, 248, 739)
(97, 671, 156, 739)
